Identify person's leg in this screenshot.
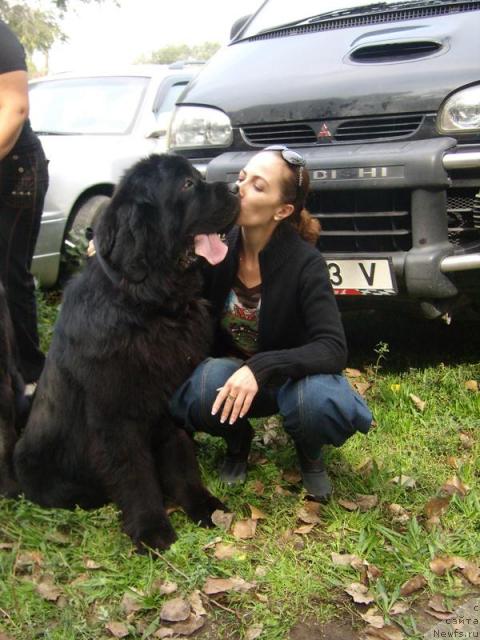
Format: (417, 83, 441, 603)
(277, 374, 373, 500)
(170, 357, 277, 483)
(0, 147, 48, 383)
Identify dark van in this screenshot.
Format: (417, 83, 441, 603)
(169, 0, 480, 320)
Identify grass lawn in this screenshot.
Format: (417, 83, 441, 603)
(1, 295, 479, 640)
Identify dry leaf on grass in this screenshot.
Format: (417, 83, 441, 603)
(390, 475, 416, 488)
(400, 574, 427, 596)
(202, 537, 222, 551)
(274, 485, 293, 496)
(388, 504, 410, 524)
(211, 510, 234, 531)
(427, 594, 452, 613)
(440, 476, 469, 497)
(294, 524, 316, 535)
(464, 380, 479, 392)
(409, 393, 426, 412)
(446, 456, 460, 469)
(188, 590, 207, 617)
(0, 633, 14, 640)
(15, 551, 43, 569)
(168, 614, 205, 636)
(160, 597, 191, 622)
(0, 542, 14, 550)
(105, 621, 129, 638)
(255, 566, 267, 578)
(297, 505, 321, 524)
(425, 496, 451, 519)
(389, 602, 410, 616)
(121, 592, 144, 615)
(245, 624, 264, 640)
(356, 458, 375, 477)
(36, 578, 62, 602)
(233, 518, 257, 540)
(353, 381, 371, 397)
(345, 367, 363, 378)
(83, 558, 102, 570)
(249, 505, 267, 520)
(154, 629, 174, 638)
(151, 579, 178, 595)
(338, 499, 359, 511)
(338, 495, 378, 512)
(461, 563, 480, 585)
(213, 543, 244, 560)
(459, 432, 474, 449)
(331, 552, 363, 567)
(429, 556, 467, 576)
(282, 469, 302, 484)
(251, 480, 265, 495)
(203, 576, 256, 595)
(364, 624, 404, 640)
(345, 582, 375, 604)
(360, 607, 385, 629)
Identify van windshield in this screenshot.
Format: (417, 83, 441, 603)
(29, 76, 149, 135)
(242, 0, 455, 37)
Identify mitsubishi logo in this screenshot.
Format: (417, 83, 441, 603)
(317, 122, 332, 140)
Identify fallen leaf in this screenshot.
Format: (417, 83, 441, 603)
(282, 469, 302, 484)
(389, 602, 410, 616)
(203, 576, 256, 595)
(213, 543, 244, 560)
(121, 592, 143, 615)
(388, 503, 410, 524)
(409, 393, 426, 412)
(202, 537, 222, 550)
(356, 458, 375, 477)
(251, 480, 265, 495)
(461, 563, 480, 586)
(233, 519, 257, 539)
(155, 581, 178, 595)
(160, 597, 190, 622)
(297, 506, 321, 524)
(353, 381, 371, 397)
(367, 565, 382, 581)
(245, 624, 264, 640)
(446, 456, 459, 469)
(169, 614, 205, 636)
(400, 574, 427, 596)
(459, 432, 474, 449)
(390, 475, 416, 488)
(274, 485, 293, 496)
(211, 510, 234, 531)
(427, 594, 452, 613)
(294, 524, 315, 535)
(360, 607, 385, 628)
(338, 499, 358, 511)
(83, 558, 102, 570)
(154, 628, 174, 638)
(331, 552, 363, 567)
(256, 592, 269, 603)
(0, 542, 14, 550)
(345, 367, 363, 378)
(255, 566, 267, 578)
(440, 476, 469, 497)
(425, 496, 451, 519)
(105, 621, 129, 638)
(45, 531, 70, 545)
(356, 494, 379, 511)
(364, 624, 404, 640)
(188, 590, 207, 616)
(36, 579, 62, 602)
(429, 556, 457, 576)
(249, 505, 267, 520)
(464, 380, 478, 392)
(15, 551, 43, 569)
(345, 582, 375, 604)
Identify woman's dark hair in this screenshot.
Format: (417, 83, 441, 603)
(268, 151, 321, 244)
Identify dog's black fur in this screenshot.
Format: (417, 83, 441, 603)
(14, 154, 239, 551)
(0, 280, 28, 498)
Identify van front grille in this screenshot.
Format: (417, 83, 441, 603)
(241, 123, 317, 145)
(308, 189, 412, 253)
(335, 114, 424, 141)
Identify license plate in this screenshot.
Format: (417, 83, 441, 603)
(326, 259, 397, 295)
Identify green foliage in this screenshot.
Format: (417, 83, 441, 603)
(138, 41, 221, 64)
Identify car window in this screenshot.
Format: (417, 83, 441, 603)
(154, 81, 189, 118)
(29, 76, 150, 135)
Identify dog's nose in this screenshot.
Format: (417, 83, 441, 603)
(227, 182, 239, 195)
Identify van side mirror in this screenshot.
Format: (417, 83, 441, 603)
(230, 14, 251, 40)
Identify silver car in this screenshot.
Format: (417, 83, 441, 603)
(29, 64, 200, 287)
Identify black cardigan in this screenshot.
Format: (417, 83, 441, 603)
(204, 224, 348, 385)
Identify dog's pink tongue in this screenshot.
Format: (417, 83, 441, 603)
(194, 234, 228, 265)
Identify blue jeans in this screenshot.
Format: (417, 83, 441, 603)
(170, 357, 372, 459)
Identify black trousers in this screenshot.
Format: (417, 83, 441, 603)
(0, 142, 49, 383)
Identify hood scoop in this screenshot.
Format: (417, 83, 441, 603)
(350, 40, 442, 63)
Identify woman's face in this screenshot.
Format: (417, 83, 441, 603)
(236, 152, 293, 228)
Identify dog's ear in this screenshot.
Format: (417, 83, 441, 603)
(95, 200, 118, 257)
(121, 202, 153, 283)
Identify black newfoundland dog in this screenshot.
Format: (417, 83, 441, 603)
(0, 280, 27, 498)
(14, 154, 239, 551)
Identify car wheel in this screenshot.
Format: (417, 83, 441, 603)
(60, 194, 111, 284)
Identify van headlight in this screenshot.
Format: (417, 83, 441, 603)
(438, 85, 480, 133)
(168, 106, 233, 150)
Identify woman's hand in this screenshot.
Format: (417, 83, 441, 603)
(211, 365, 258, 425)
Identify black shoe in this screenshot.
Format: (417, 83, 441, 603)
(218, 423, 253, 485)
(295, 443, 332, 502)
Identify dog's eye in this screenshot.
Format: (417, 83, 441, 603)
(182, 178, 195, 191)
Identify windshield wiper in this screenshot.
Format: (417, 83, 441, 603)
(254, 0, 475, 36)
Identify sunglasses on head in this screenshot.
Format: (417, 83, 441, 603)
(264, 145, 306, 189)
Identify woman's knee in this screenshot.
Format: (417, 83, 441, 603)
(277, 374, 372, 448)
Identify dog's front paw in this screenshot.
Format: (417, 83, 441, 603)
(126, 514, 178, 553)
(187, 494, 228, 528)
